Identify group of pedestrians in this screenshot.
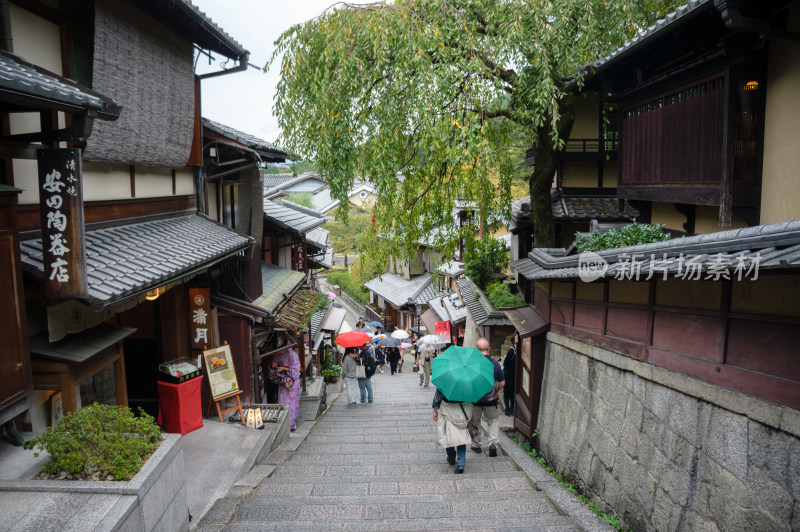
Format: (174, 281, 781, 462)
(342, 343, 378, 404)
(432, 337, 505, 473)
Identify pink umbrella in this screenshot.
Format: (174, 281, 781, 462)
(325, 291, 337, 298)
(400, 342, 412, 349)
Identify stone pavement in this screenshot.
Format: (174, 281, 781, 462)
(199, 359, 587, 531)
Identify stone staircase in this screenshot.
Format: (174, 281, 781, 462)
(216, 365, 577, 531)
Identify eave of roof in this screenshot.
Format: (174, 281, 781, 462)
(263, 199, 326, 235)
(512, 219, 800, 281)
(252, 263, 307, 313)
(202, 118, 286, 160)
(456, 277, 512, 327)
(0, 50, 121, 120)
(364, 272, 440, 307)
(19, 214, 252, 308)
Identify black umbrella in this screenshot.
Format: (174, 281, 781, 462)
(409, 326, 425, 336)
(378, 337, 402, 348)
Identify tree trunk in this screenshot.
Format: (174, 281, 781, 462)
(528, 94, 576, 248)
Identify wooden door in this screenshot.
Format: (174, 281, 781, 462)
(0, 234, 31, 419)
(513, 333, 546, 438)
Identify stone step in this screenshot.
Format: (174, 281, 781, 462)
(286, 453, 509, 464)
(246, 490, 551, 504)
(274, 461, 517, 475)
(260, 470, 531, 485)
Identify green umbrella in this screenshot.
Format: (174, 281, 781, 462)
(431, 345, 495, 402)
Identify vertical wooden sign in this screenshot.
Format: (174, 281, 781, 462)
(435, 320, 450, 340)
(37, 148, 86, 299)
(189, 287, 212, 349)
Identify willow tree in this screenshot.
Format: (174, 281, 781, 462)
(270, 0, 680, 251)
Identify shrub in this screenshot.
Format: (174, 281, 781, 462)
(23, 402, 161, 481)
(327, 271, 370, 305)
(464, 236, 508, 289)
(485, 281, 525, 309)
(573, 221, 671, 253)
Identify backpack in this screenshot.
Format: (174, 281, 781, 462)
(361, 349, 376, 378)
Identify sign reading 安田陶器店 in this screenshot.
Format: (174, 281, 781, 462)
(37, 148, 87, 299)
(203, 344, 239, 399)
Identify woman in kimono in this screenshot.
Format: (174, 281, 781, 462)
(273, 348, 302, 431)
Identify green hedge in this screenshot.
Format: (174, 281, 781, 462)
(327, 271, 370, 306)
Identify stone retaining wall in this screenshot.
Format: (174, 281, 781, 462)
(537, 332, 799, 532)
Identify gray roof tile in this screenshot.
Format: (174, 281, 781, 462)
(263, 199, 326, 235)
(202, 118, 286, 159)
(512, 219, 800, 281)
(456, 278, 512, 327)
(364, 272, 443, 307)
(20, 215, 252, 306)
(252, 263, 306, 313)
(0, 50, 120, 119)
(513, 192, 638, 223)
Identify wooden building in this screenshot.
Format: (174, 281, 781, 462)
(3, 0, 259, 427)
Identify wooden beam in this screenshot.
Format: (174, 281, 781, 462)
(719, 66, 736, 226)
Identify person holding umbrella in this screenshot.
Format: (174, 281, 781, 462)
(417, 345, 434, 387)
(431, 343, 496, 474)
(342, 347, 360, 404)
(470, 338, 505, 457)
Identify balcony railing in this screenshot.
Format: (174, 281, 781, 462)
(525, 138, 618, 166)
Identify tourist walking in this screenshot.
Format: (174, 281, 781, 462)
(357, 344, 376, 403)
(342, 348, 359, 404)
(432, 388, 473, 474)
(355, 316, 366, 329)
(386, 346, 401, 375)
(417, 345, 433, 387)
(470, 337, 505, 456)
(375, 344, 386, 373)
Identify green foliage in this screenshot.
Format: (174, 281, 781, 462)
(573, 221, 671, 252)
(485, 281, 525, 309)
(327, 271, 370, 305)
(284, 192, 314, 209)
(515, 437, 626, 531)
(350, 252, 388, 287)
(326, 209, 374, 255)
(320, 350, 342, 377)
(23, 403, 161, 481)
(464, 237, 507, 289)
(269, 0, 683, 252)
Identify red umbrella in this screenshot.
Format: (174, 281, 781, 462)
(334, 330, 372, 348)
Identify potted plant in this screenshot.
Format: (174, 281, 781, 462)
(320, 350, 342, 383)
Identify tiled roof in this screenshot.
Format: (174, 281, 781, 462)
(0, 50, 121, 120)
(202, 118, 286, 159)
(20, 215, 252, 307)
(427, 291, 467, 325)
(512, 192, 639, 223)
(263, 199, 326, 235)
(437, 261, 465, 278)
(589, 0, 712, 73)
(263, 173, 327, 198)
(512, 219, 800, 281)
(364, 272, 442, 307)
(309, 246, 333, 270)
(252, 263, 306, 313)
(456, 277, 512, 327)
(310, 310, 326, 341)
(154, 0, 247, 59)
(262, 174, 295, 189)
(306, 227, 329, 250)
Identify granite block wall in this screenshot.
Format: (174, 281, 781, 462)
(537, 333, 800, 532)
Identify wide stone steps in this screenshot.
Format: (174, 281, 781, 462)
(219, 365, 577, 530)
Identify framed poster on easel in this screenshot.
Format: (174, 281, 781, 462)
(202, 344, 244, 423)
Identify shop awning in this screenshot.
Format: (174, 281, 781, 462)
(252, 263, 306, 313)
(502, 305, 549, 338)
(420, 308, 439, 334)
(29, 323, 137, 364)
(274, 290, 320, 333)
(19, 214, 253, 309)
(320, 307, 346, 334)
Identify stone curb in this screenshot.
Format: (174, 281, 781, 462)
(497, 430, 614, 532)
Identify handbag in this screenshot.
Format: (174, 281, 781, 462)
(459, 403, 480, 440)
(355, 360, 366, 379)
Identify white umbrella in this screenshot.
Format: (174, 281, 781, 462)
(416, 334, 449, 349)
(390, 329, 410, 340)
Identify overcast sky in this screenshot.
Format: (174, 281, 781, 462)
(192, 0, 352, 152)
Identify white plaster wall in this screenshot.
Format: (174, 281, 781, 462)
(10, 4, 61, 73)
(175, 168, 195, 195)
(760, 5, 800, 224)
(82, 163, 132, 201)
(135, 167, 174, 198)
(13, 159, 40, 204)
(207, 182, 219, 221)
